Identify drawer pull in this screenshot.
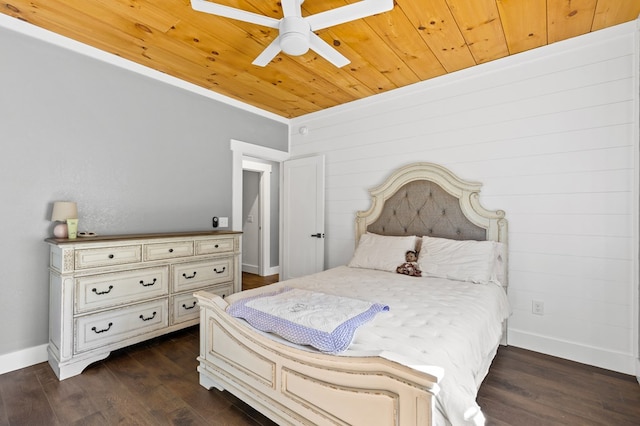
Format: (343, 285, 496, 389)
(108, 254, 114, 259)
(92, 285, 114, 295)
(215, 244, 219, 248)
(169, 248, 174, 253)
(139, 311, 157, 321)
(139, 278, 157, 287)
(182, 272, 197, 279)
(214, 266, 226, 274)
(91, 322, 113, 334)
(182, 301, 197, 310)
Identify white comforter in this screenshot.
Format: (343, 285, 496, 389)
(226, 266, 511, 426)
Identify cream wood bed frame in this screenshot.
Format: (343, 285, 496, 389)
(194, 162, 507, 426)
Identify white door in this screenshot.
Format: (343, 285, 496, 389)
(282, 155, 325, 280)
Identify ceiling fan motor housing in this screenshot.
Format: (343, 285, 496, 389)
(279, 17, 311, 56)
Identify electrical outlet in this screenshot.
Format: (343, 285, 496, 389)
(532, 300, 544, 315)
(219, 217, 229, 227)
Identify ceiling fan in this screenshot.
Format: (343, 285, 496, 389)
(190, 0, 394, 67)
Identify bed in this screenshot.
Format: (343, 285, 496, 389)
(194, 162, 509, 425)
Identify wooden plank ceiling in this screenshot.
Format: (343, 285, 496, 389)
(2, 1, 638, 118)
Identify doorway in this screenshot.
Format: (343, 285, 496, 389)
(231, 140, 289, 276)
(242, 160, 271, 276)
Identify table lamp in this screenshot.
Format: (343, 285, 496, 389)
(51, 201, 78, 238)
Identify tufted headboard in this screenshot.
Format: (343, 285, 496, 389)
(355, 162, 508, 284)
(365, 179, 487, 241)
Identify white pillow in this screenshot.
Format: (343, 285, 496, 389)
(348, 233, 418, 272)
(418, 236, 503, 284)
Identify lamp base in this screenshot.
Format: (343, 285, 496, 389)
(53, 223, 68, 238)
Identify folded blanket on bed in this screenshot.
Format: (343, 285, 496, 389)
(227, 287, 389, 353)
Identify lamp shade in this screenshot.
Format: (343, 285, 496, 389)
(51, 201, 78, 221)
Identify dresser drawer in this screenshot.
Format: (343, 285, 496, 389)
(75, 245, 142, 270)
(144, 241, 194, 261)
(195, 238, 235, 255)
(75, 300, 168, 353)
(171, 284, 232, 325)
(75, 267, 169, 314)
(173, 258, 232, 292)
(172, 292, 200, 324)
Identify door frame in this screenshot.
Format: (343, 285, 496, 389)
(231, 140, 289, 276)
(242, 160, 271, 276)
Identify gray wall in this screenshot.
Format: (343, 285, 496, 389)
(0, 24, 288, 356)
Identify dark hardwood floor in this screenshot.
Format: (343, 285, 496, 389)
(477, 347, 640, 425)
(1, 274, 638, 425)
(242, 272, 279, 291)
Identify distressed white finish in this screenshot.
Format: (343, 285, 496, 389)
(47, 232, 240, 380)
(290, 20, 639, 375)
(197, 291, 440, 426)
(195, 163, 507, 425)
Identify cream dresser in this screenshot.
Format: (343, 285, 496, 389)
(46, 231, 241, 380)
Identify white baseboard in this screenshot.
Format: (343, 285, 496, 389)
(242, 263, 259, 274)
(243, 264, 280, 277)
(265, 265, 280, 276)
(0, 344, 48, 376)
(508, 328, 636, 376)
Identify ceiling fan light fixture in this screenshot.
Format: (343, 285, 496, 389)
(279, 17, 311, 56)
(280, 33, 310, 56)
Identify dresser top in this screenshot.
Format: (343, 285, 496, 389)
(45, 230, 242, 246)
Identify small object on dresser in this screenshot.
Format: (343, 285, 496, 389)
(50, 201, 77, 238)
(67, 218, 78, 239)
(78, 232, 97, 237)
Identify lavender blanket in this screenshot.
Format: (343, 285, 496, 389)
(227, 287, 389, 353)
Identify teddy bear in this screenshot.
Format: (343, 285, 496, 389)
(396, 250, 422, 277)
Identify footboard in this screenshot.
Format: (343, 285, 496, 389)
(194, 291, 442, 426)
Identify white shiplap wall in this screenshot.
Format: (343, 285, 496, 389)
(289, 20, 639, 375)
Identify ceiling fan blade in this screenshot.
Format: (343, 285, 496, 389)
(252, 37, 283, 67)
(308, 33, 350, 67)
(281, 0, 301, 18)
(306, 0, 394, 31)
(191, 0, 279, 28)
